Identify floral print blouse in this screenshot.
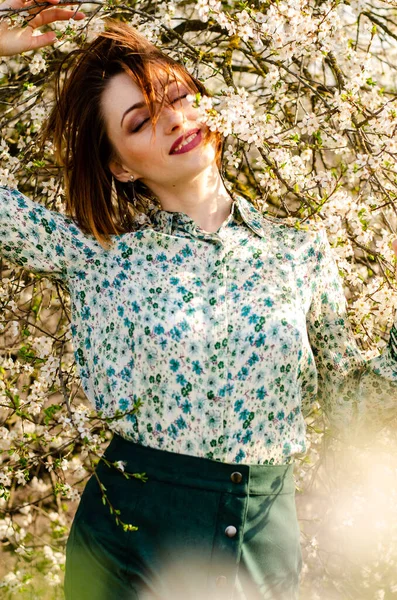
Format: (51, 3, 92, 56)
(0, 186, 396, 465)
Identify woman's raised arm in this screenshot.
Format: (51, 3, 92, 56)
(0, 186, 99, 283)
(0, 2, 92, 279)
(0, 0, 85, 57)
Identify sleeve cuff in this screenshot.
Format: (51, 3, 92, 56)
(389, 323, 397, 361)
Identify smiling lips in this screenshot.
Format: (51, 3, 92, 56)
(170, 129, 202, 155)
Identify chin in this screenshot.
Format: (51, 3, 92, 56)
(184, 157, 218, 180)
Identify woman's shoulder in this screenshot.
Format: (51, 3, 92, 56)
(258, 209, 326, 246)
(261, 211, 325, 233)
(240, 195, 323, 231)
(251, 208, 327, 265)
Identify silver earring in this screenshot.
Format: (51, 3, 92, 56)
(128, 175, 138, 207)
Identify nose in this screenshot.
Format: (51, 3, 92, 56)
(163, 103, 187, 135)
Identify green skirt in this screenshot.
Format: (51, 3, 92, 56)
(64, 435, 302, 600)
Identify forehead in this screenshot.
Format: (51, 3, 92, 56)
(104, 69, 189, 101)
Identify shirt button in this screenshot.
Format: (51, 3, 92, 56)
(230, 471, 242, 484)
(225, 525, 237, 538)
(216, 575, 227, 588)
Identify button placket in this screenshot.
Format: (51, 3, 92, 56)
(224, 470, 243, 540)
(208, 467, 248, 600)
(205, 243, 229, 459)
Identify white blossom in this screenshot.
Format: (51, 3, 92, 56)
(28, 53, 47, 75)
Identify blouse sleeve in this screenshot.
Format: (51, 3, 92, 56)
(0, 186, 94, 283)
(305, 224, 397, 440)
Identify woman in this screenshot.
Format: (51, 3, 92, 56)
(1, 3, 397, 599)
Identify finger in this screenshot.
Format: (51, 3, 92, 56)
(0, 0, 33, 9)
(28, 6, 85, 27)
(26, 0, 84, 7)
(15, 0, 60, 10)
(19, 0, 81, 17)
(24, 0, 61, 6)
(28, 28, 57, 49)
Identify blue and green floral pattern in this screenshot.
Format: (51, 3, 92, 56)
(0, 186, 396, 464)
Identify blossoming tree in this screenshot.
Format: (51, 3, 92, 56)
(1, 0, 397, 598)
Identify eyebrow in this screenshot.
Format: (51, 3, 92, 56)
(119, 80, 184, 128)
(120, 101, 146, 128)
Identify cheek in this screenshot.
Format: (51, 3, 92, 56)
(190, 105, 209, 126)
(117, 135, 154, 167)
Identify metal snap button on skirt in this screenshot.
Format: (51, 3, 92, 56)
(64, 434, 302, 600)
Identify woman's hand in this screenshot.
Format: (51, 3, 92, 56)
(0, 0, 85, 57)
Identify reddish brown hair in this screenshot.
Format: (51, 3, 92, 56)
(41, 19, 223, 249)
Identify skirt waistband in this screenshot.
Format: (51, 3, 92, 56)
(101, 434, 295, 496)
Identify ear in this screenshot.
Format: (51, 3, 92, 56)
(108, 158, 134, 183)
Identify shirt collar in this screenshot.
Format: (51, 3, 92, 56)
(146, 193, 267, 238)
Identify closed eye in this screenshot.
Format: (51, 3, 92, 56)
(131, 94, 189, 133)
(172, 93, 188, 104)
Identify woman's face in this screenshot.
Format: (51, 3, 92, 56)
(100, 70, 217, 192)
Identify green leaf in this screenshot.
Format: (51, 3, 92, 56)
(43, 404, 62, 425)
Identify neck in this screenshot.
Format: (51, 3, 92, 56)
(146, 164, 234, 233)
